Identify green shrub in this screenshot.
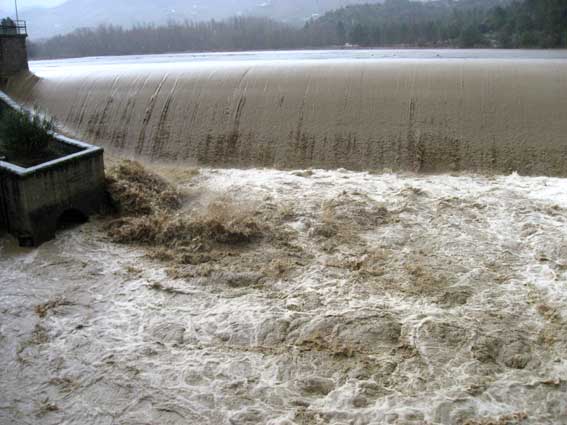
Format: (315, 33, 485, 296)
(0, 108, 55, 157)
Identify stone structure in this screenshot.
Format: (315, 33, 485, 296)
(0, 19, 29, 82)
(0, 92, 105, 247)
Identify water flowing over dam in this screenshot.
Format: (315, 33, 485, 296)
(7, 50, 567, 175)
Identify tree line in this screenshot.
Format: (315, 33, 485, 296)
(489, 0, 567, 48)
(28, 17, 306, 59)
(307, 0, 567, 48)
(27, 0, 567, 59)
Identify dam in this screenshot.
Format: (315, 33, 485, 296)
(3, 49, 567, 425)
(5, 49, 567, 176)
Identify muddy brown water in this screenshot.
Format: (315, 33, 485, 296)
(6, 50, 567, 176)
(1, 168, 567, 424)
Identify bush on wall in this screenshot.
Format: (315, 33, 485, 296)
(0, 108, 55, 157)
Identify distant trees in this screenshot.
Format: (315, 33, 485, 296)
(486, 0, 567, 48)
(27, 0, 567, 60)
(308, 0, 567, 49)
(336, 21, 346, 45)
(28, 17, 306, 59)
(459, 25, 485, 48)
(310, 0, 494, 48)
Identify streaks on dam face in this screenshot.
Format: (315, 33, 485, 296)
(8, 49, 567, 175)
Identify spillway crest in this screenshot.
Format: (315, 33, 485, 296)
(7, 56, 567, 175)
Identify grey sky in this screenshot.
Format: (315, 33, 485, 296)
(11, 0, 67, 10)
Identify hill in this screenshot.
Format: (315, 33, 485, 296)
(28, 0, 566, 58)
(308, 0, 564, 48)
(18, 0, 386, 39)
(308, 0, 509, 47)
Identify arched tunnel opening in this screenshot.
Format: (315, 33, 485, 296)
(56, 208, 88, 231)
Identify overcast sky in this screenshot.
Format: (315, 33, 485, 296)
(10, 0, 67, 10)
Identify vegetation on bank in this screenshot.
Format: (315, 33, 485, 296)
(28, 0, 567, 59)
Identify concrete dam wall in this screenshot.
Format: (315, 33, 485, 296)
(6, 56, 567, 175)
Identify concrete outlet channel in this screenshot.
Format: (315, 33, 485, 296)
(0, 91, 105, 246)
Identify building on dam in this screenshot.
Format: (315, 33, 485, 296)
(0, 18, 29, 84)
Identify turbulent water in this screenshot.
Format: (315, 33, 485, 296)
(6, 49, 567, 175)
(2, 168, 567, 424)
